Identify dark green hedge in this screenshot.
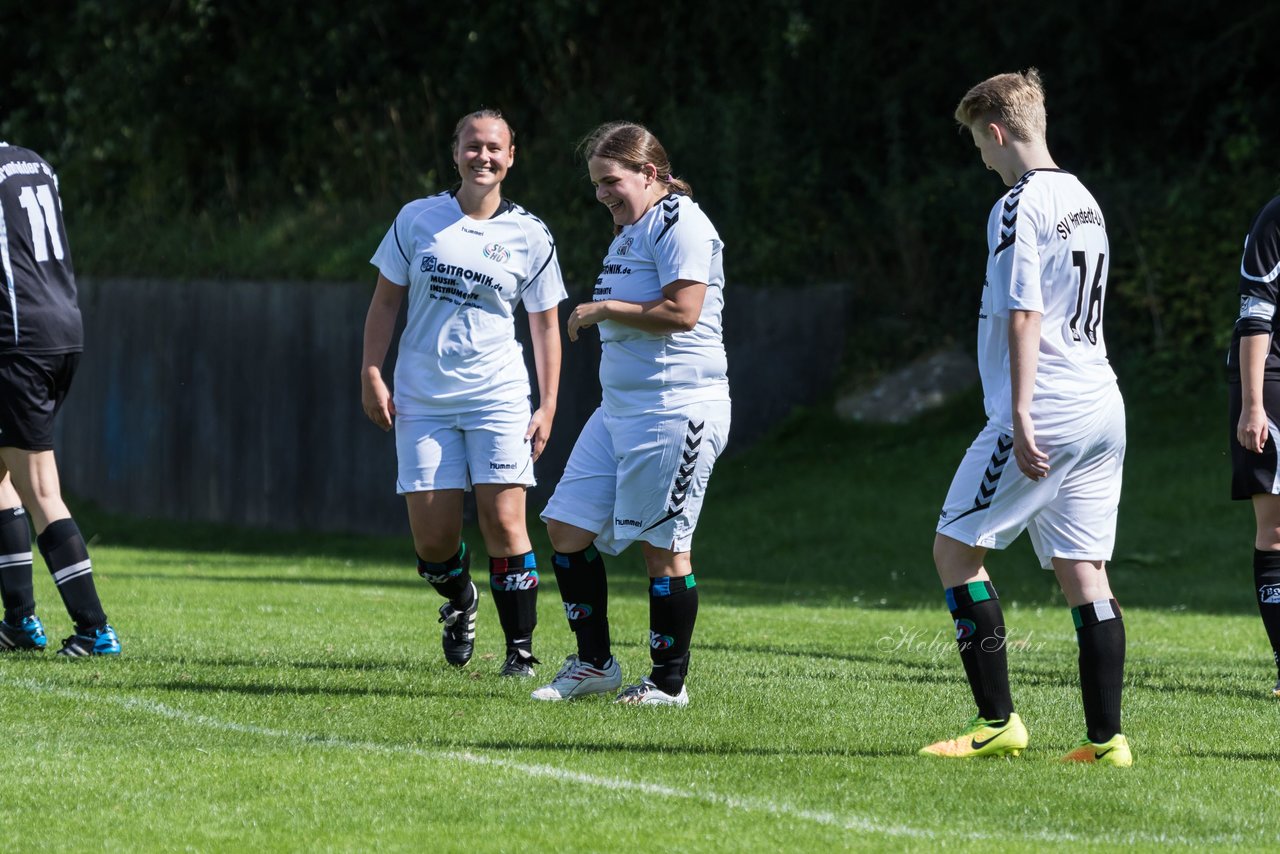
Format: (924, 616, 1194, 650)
(2, 1, 1275, 382)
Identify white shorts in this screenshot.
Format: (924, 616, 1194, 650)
(541, 401, 731, 556)
(935, 396, 1125, 569)
(394, 399, 535, 493)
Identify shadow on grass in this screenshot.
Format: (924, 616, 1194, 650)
(1181, 749, 1280, 761)
(136, 679, 484, 702)
(116, 571, 427, 590)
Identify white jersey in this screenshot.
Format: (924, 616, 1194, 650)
(371, 192, 566, 416)
(978, 169, 1119, 441)
(592, 193, 730, 416)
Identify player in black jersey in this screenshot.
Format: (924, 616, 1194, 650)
(0, 142, 119, 656)
(1228, 193, 1280, 696)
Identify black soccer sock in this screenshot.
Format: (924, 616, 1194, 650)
(551, 546, 610, 666)
(945, 581, 1013, 723)
(490, 551, 539, 652)
(0, 507, 36, 624)
(648, 574, 698, 695)
(1072, 599, 1125, 743)
(37, 518, 107, 632)
(1253, 550, 1280, 678)
(417, 542, 474, 606)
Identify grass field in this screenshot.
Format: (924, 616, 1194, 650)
(2, 388, 1277, 851)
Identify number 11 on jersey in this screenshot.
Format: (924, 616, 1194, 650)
(17, 184, 65, 263)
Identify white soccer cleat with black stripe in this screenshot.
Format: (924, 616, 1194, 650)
(531, 655, 621, 701)
(614, 677, 689, 707)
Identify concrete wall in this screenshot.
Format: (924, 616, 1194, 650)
(56, 278, 848, 535)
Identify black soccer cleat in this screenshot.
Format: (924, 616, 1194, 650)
(56, 624, 121, 657)
(437, 582, 477, 666)
(499, 647, 539, 678)
(0, 615, 48, 651)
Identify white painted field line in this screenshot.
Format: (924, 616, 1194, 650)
(8, 676, 1247, 846)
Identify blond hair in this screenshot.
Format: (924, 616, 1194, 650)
(578, 121, 693, 197)
(954, 68, 1047, 142)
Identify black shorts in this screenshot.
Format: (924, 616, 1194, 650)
(1230, 380, 1280, 500)
(0, 352, 80, 451)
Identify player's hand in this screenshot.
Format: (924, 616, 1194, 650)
(1239, 404, 1269, 453)
(1013, 414, 1050, 481)
(526, 407, 554, 462)
(567, 301, 609, 342)
(361, 370, 395, 431)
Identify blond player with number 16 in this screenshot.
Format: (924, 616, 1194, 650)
(920, 70, 1132, 766)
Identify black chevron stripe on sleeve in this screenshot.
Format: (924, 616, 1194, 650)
(654, 198, 681, 242)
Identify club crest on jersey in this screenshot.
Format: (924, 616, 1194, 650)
(616, 236, 634, 256)
(483, 242, 510, 263)
(1260, 584, 1280, 604)
(420, 254, 438, 273)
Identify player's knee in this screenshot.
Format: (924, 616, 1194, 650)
(546, 519, 594, 554)
(641, 545, 687, 578)
(478, 507, 525, 546)
(933, 534, 987, 586)
(412, 532, 462, 563)
(1257, 524, 1280, 551)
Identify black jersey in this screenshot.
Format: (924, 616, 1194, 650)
(1228, 194, 1280, 383)
(0, 143, 82, 354)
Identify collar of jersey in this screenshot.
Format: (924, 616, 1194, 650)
(447, 188, 513, 219)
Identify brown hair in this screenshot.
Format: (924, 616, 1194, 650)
(954, 68, 1047, 142)
(451, 109, 515, 151)
(578, 121, 693, 197)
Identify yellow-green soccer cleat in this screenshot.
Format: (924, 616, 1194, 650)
(918, 713, 1029, 758)
(1060, 733, 1133, 767)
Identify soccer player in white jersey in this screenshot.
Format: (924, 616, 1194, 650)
(532, 122, 731, 706)
(362, 110, 566, 677)
(918, 71, 1132, 765)
(0, 142, 120, 656)
(1227, 193, 1280, 698)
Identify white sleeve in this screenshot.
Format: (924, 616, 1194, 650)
(1003, 189, 1045, 314)
(519, 226, 567, 312)
(369, 208, 412, 287)
(653, 199, 716, 287)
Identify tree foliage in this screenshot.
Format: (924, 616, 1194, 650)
(2, 0, 1275, 381)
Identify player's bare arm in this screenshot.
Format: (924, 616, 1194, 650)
(567, 280, 706, 341)
(526, 305, 560, 461)
(360, 273, 404, 431)
(1009, 308, 1050, 480)
(1239, 331, 1271, 453)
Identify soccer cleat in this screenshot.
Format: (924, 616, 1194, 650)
(1273, 677, 1280, 698)
(0, 615, 48, 651)
(56, 624, 121, 657)
(530, 655, 621, 701)
(918, 713, 1029, 758)
(438, 582, 478, 666)
(614, 677, 689, 707)
(499, 648, 539, 678)
(1060, 733, 1133, 767)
